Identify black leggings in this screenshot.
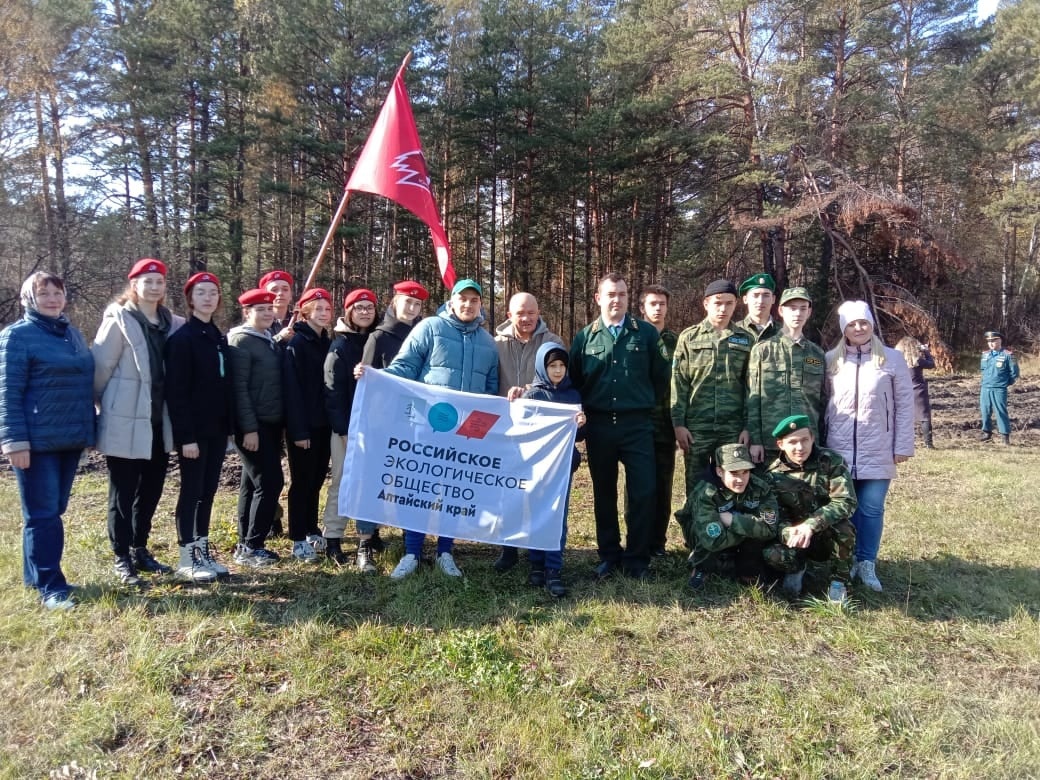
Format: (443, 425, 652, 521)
(286, 428, 331, 542)
(175, 435, 227, 545)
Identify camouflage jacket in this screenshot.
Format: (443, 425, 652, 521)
(768, 446, 857, 534)
(741, 316, 779, 343)
(670, 319, 752, 433)
(746, 333, 827, 451)
(680, 472, 779, 562)
(650, 328, 678, 442)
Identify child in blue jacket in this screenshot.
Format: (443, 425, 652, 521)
(521, 343, 586, 596)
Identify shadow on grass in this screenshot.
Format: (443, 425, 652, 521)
(874, 552, 1040, 622)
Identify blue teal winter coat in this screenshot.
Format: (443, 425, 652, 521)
(384, 308, 499, 394)
(0, 311, 95, 454)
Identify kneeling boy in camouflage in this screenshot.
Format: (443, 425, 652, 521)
(767, 414, 858, 596)
(678, 443, 780, 590)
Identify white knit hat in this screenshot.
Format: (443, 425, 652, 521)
(837, 300, 875, 331)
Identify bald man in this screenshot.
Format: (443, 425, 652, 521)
(492, 291, 563, 572)
(495, 292, 563, 399)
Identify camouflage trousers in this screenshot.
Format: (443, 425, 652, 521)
(762, 520, 856, 573)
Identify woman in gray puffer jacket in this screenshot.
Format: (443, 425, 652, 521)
(824, 300, 915, 593)
(93, 259, 184, 586)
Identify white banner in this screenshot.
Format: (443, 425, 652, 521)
(339, 369, 578, 550)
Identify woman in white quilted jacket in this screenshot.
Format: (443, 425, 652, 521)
(824, 300, 915, 592)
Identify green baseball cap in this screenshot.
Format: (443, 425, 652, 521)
(738, 273, 776, 296)
(772, 414, 813, 439)
(451, 278, 483, 297)
(715, 443, 755, 471)
(779, 286, 812, 305)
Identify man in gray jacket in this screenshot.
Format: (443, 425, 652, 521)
(492, 291, 563, 572)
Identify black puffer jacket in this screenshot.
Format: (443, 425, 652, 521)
(283, 320, 331, 442)
(362, 308, 421, 368)
(227, 325, 283, 433)
(164, 315, 232, 445)
(324, 318, 370, 436)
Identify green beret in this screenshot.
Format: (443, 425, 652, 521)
(779, 286, 812, 305)
(715, 443, 755, 471)
(738, 273, 776, 295)
(772, 415, 812, 439)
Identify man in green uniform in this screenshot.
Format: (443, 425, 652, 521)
(746, 287, 827, 466)
(679, 443, 780, 590)
(766, 415, 858, 596)
(640, 284, 679, 556)
(671, 279, 752, 496)
(570, 273, 670, 579)
(739, 273, 778, 342)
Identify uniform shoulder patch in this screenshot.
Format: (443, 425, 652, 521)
(761, 509, 777, 525)
(805, 356, 823, 366)
(706, 521, 723, 539)
(728, 334, 751, 347)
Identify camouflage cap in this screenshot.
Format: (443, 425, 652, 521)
(738, 273, 776, 295)
(715, 443, 755, 472)
(772, 414, 812, 439)
(779, 286, 812, 305)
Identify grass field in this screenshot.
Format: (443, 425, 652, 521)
(1, 445, 1038, 779)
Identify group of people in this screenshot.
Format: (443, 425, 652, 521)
(0, 262, 1013, 610)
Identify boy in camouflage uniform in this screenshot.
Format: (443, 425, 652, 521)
(739, 273, 779, 342)
(746, 287, 826, 466)
(678, 443, 780, 590)
(671, 279, 752, 496)
(766, 415, 858, 596)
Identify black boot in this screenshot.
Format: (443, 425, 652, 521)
(1001, 434, 1010, 446)
(527, 567, 546, 587)
(980, 431, 992, 442)
(369, 528, 385, 553)
(133, 546, 172, 574)
(114, 555, 143, 587)
(921, 421, 934, 449)
(325, 538, 347, 566)
(493, 546, 519, 573)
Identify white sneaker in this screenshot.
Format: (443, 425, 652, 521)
(390, 554, 420, 579)
(856, 560, 883, 592)
(292, 540, 318, 563)
(198, 537, 230, 578)
(306, 534, 327, 554)
(175, 543, 218, 583)
(782, 567, 806, 596)
(436, 552, 463, 577)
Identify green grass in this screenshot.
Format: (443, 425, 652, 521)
(1, 447, 1039, 779)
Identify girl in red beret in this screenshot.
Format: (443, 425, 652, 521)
(322, 289, 378, 568)
(92, 259, 183, 587)
(282, 288, 334, 562)
(164, 273, 234, 582)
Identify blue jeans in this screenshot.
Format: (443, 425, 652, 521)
(15, 449, 81, 599)
(851, 478, 891, 563)
(404, 531, 453, 557)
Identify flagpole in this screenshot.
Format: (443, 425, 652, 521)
(299, 50, 414, 294)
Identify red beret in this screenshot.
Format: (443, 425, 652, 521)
(259, 270, 294, 289)
(297, 287, 331, 308)
(238, 288, 275, 306)
(128, 258, 167, 279)
(344, 288, 377, 308)
(184, 272, 221, 298)
(393, 280, 429, 301)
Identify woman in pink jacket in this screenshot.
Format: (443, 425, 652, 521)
(824, 300, 915, 592)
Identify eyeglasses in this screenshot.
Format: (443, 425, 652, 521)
(353, 305, 376, 313)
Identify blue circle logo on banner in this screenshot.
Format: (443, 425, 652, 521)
(428, 403, 459, 432)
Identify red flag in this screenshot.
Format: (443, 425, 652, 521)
(346, 60, 456, 289)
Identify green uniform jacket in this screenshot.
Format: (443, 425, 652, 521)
(650, 328, 678, 442)
(768, 446, 857, 534)
(746, 333, 827, 451)
(570, 315, 669, 413)
(670, 320, 752, 433)
(680, 472, 779, 563)
(741, 316, 779, 343)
